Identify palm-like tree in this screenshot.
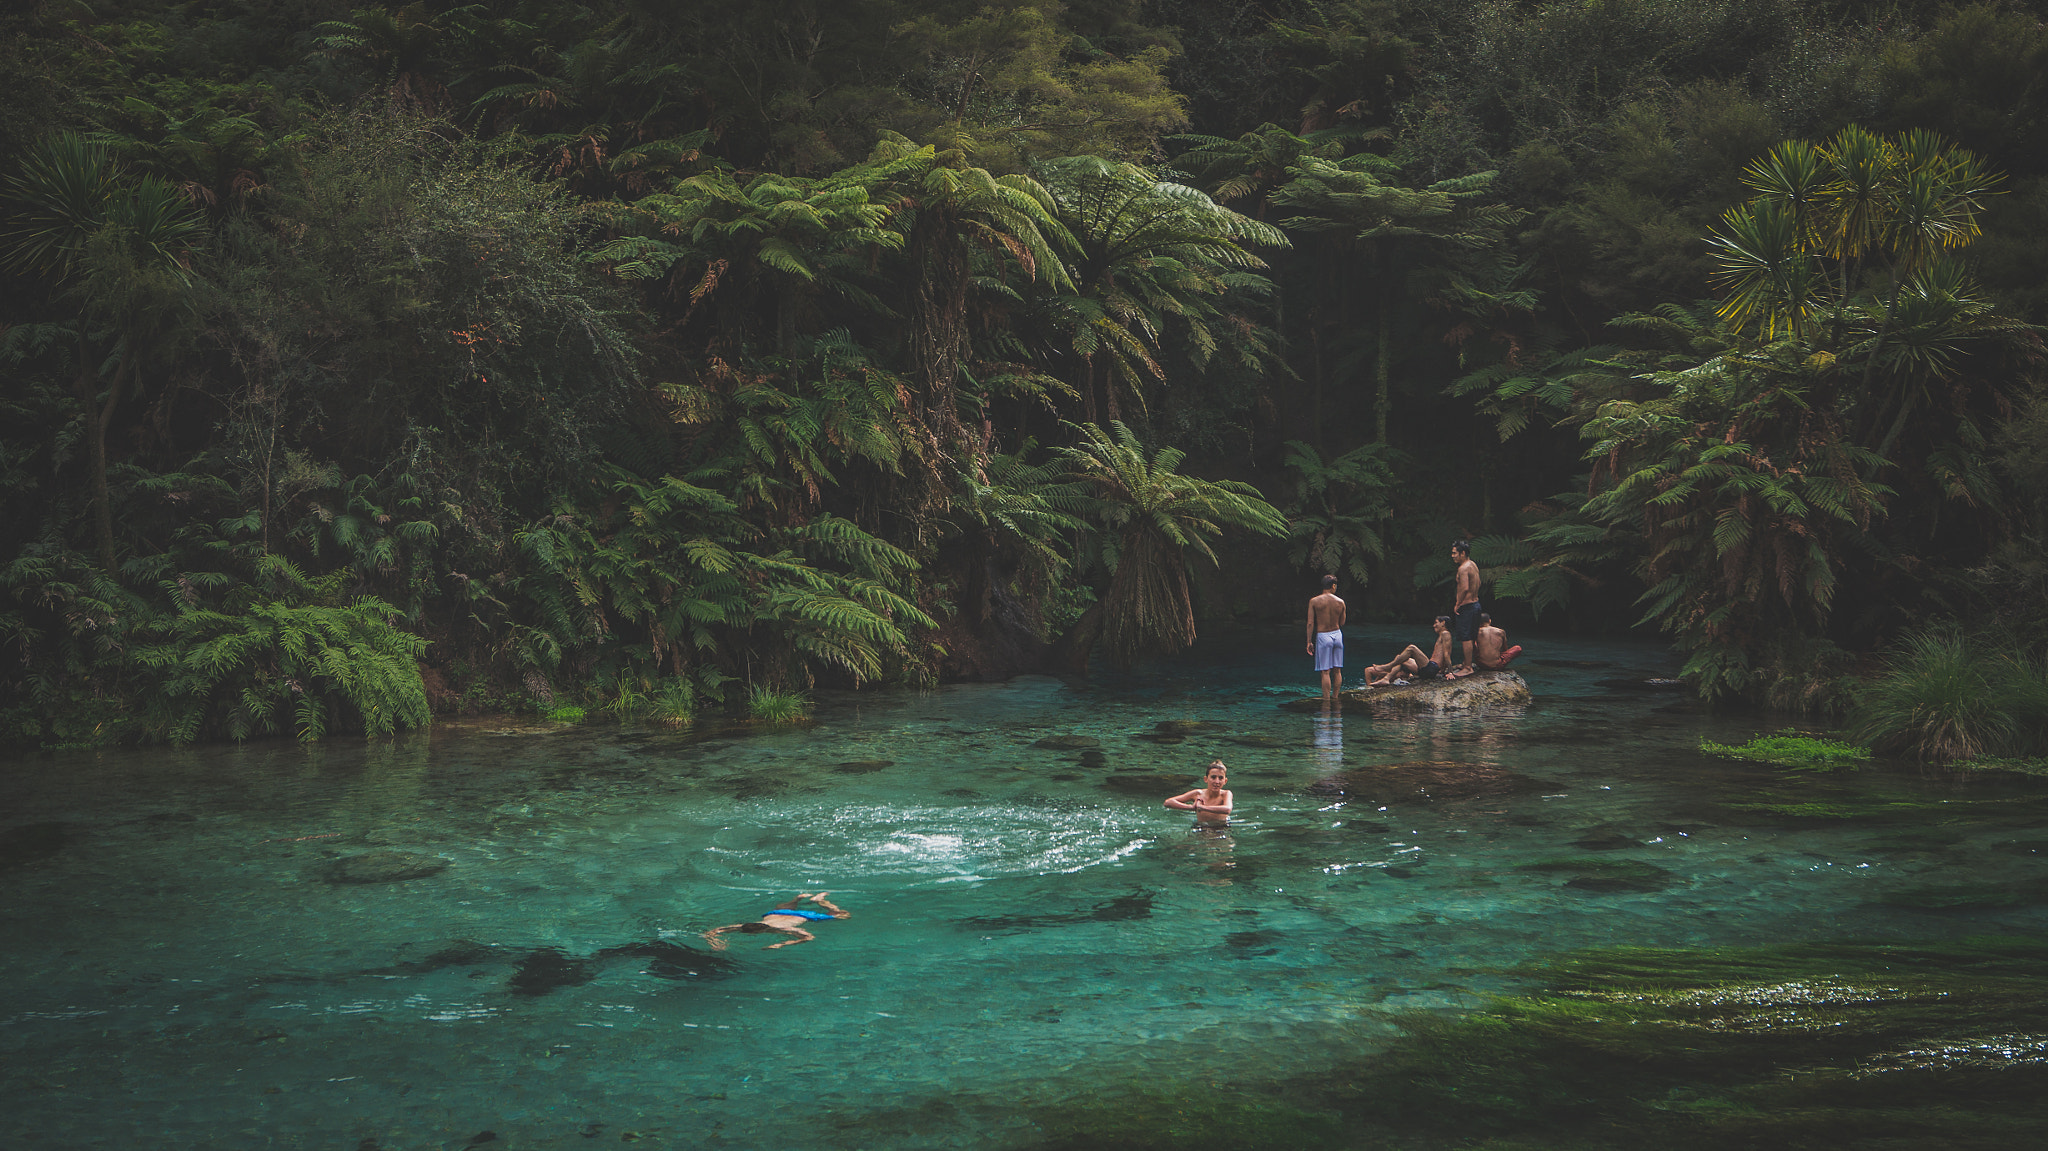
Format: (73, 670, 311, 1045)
(1281, 439, 1398, 588)
(864, 133, 1074, 461)
(596, 165, 906, 355)
(3, 133, 207, 573)
(1707, 126, 2016, 465)
(1033, 156, 1286, 422)
(1050, 421, 1285, 671)
(1710, 126, 2001, 344)
(1170, 124, 1349, 213)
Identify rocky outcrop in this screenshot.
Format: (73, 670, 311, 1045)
(1344, 669, 1531, 711)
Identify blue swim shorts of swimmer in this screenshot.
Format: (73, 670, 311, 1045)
(1314, 628, 1344, 671)
(767, 907, 838, 921)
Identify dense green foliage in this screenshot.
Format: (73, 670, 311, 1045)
(4, 0, 2048, 746)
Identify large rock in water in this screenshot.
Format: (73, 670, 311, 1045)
(1345, 670, 1530, 711)
(326, 850, 450, 884)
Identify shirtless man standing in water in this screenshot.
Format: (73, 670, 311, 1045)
(1306, 575, 1347, 700)
(1449, 540, 1482, 679)
(1164, 761, 1234, 825)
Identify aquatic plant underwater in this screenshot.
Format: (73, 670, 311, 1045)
(1037, 937, 2048, 1150)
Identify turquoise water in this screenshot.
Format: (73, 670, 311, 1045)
(4, 625, 2046, 1148)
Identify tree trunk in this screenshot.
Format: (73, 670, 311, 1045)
(72, 339, 125, 575)
(909, 211, 970, 455)
(1375, 274, 1392, 444)
(1048, 598, 1105, 676)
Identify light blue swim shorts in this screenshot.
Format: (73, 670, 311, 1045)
(1314, 629, 1344, 671)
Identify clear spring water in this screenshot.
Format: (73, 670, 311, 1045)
(4, 625, 2046, 1149)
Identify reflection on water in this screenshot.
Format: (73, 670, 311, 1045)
(3, 624, 2047, 1149)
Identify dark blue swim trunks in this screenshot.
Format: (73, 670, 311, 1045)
(1454, 601, 1482, 642)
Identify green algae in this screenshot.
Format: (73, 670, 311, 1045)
(1958, 755, 2048, 778)
(1021, 937, 2048, 1150)
(1701, 730, 1872, 771)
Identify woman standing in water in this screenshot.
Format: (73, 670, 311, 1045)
(1164, 761, 1234, 825)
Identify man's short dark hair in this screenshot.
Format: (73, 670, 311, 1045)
(1321, 574, 1337, 590)
(1451, 539, 1471, 556)
(1479, 613, 1492, 625)
(1435, 614, 1453, 627)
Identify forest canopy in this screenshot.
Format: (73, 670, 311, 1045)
(3, 0, 2046, 748)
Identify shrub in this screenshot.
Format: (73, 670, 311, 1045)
(1849, 624, 2048, 762)
(543, 705, 586, 724)
(748, 685, 811, 724)
(651, 679, 694, 727)
(134, 597, 430, 743)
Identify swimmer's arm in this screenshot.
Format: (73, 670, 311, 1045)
(1192, 790, 1234, 815)
(1164, 789, 1201, 810)
(807, 893, 849, 918)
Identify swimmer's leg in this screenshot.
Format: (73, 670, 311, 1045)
(763, 926, 815, 949)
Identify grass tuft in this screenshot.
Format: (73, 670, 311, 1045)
(748, 685, 811, 724)
(1848, 623, 2048, 762)
(650, 679, 693, 727)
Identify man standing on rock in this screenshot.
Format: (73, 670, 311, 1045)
(1448, 540, 1482, 679)
(1306, 574, 1347, 700)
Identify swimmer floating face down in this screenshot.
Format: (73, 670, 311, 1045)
(702, 891, 851, 950)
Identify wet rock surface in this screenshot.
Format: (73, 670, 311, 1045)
(1345, 670, 1532, 711)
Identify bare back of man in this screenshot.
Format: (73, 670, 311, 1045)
(1475, 614, 1522, 670)
(1306, 577, 1348, 700)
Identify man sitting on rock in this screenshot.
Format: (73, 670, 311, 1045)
(1475, 614, 1523, 671)
(1363, 615, 1454, 686)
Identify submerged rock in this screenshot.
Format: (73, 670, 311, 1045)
(1153, 719, 1221, 734)
(592, 939, 743, 981)
(1519, 856, 1676, 893)
(1569, 825, 1643, 851)
(1031, 734, 1101, 750)
(0, 822, 70, 869)
(1307, 760, 1552, 806)
(326, 850, 450, 884)
(833, 759, 894, 773)
(509, 947, 594, 996)
(960, 891, 1156, 932)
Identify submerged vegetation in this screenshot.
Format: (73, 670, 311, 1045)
(3, 0, 2048, 748)
(1032, 936, 2048, 1150)
(1702, 730, 1873, 771)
